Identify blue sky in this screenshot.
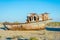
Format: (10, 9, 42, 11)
(0, 0, 60, 22)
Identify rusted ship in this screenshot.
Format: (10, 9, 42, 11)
(3, 13, 51, 30)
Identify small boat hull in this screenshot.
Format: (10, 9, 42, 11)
(46, 27, 60, 31)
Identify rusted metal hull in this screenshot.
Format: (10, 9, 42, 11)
(5, 20, 50, 30)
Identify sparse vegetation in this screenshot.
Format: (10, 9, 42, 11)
(0, 36, 1, 38)
(47, 22, 60, 26)
(30, 37, 38, 40)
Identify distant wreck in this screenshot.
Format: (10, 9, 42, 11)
(2, 13, 51, 30)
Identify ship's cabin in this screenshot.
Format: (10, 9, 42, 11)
(26, 13, 49, 23)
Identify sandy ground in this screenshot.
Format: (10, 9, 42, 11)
(45, 30, 60, 40)
(0, 30, 60, 40)
(0, 30, 45, 40)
